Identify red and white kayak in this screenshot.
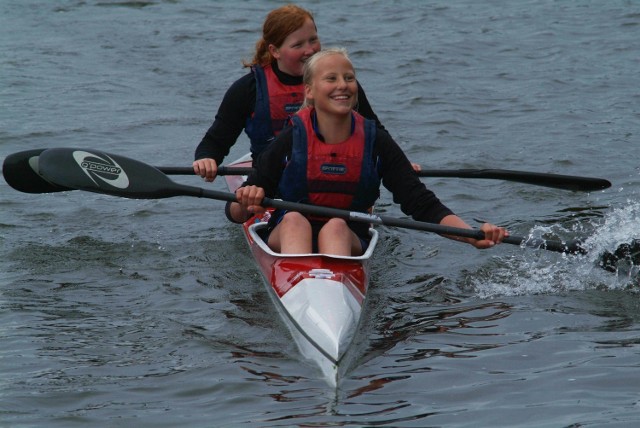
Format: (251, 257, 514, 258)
(224, 154, 377, 386)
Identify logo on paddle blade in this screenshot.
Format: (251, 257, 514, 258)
(72, 151, 130, 189)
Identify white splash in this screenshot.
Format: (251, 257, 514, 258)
(473, 200, 640, 298)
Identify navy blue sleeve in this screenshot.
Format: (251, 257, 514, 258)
(243, 127, 294, 197)
(194, 72, 255, 164)
(375, 129, 454, 224)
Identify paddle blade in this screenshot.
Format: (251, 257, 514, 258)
(417, 169, 611, 191)
(2, 149, 73, 193)
(38, 148, 195, 199)
(600, 239, 640, 273)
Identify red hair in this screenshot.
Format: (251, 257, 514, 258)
(244, 5, 316, 67)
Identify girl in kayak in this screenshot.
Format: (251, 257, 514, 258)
(231, 48, 508, 256)
(193, 4, 387, 182)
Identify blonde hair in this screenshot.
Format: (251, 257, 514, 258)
(244, 5, 316, 68)
(300, 47, 356, 109)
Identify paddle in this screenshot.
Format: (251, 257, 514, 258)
(35, 147, 587, 256)
(2, 149, 252, 194)
(3, 149, 610, 194)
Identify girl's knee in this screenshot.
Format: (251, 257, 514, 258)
(281, 212, 311, 230)
(320, 218, 348, 235)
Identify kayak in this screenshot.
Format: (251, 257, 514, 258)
(224, 154, 377, 386)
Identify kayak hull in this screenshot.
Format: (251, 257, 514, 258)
(225, 154, 375, 385)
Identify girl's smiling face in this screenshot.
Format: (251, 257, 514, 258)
(269, 18, 320, 76)
(304, 53, 358, 116)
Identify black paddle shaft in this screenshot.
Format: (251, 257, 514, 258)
(259, 196, 584, 254)
(4, 148, 610, 194)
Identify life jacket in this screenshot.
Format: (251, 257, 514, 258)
(278, 108, 380, 213)
(244, 64, 304, 157)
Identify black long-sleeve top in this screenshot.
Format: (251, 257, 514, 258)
(194, 61, 385, 165)
(245, 126, 455, 226)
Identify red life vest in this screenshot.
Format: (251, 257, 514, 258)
(244, 64, 304, 156)
(278, 108, 380, 212)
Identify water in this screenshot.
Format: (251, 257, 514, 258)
(2, 0, 640, 426)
